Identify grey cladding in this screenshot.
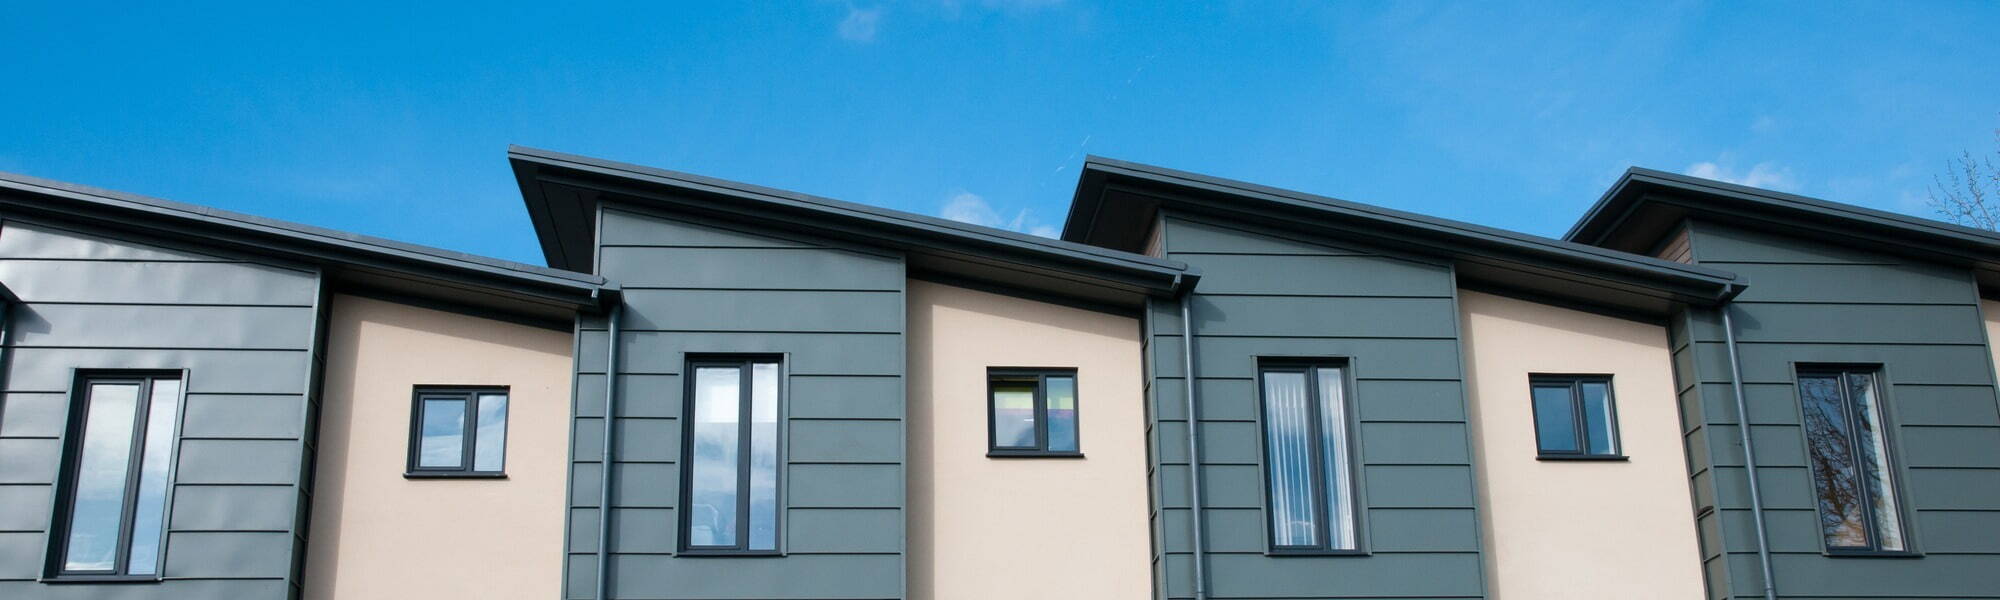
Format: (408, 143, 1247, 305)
(1671, 220, 2000, 599)
(1146, 215, 1486, 599)
(0, 218, 321, 599)
(566, 205, 905, 599)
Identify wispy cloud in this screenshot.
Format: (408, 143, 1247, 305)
(838, 6, 883, 42)
(1684, 160, 1799, 192)
(939, 191, 1059, 238)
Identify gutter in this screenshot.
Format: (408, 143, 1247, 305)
(1720, 300, 1778, 600)
(1176, 274, 1209, 600)
(594, 303, 623, 600)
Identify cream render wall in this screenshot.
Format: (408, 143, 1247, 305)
(1984, 299, 2000, 386)
(304, 294, 573, 600)
(1457, 290, 1705, 599)
(906, 280, 1152, 599)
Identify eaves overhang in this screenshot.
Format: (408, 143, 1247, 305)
(1569, 167, 2000, 293)
(1064, 157, 1746, 316)
(512, 146, 1196, 312)
(0, 172, 616, 324)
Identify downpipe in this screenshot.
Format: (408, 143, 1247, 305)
(594, 303, 622, 600)
(1179, 290, 1208, 600)
(1721, 302, 1778, 600)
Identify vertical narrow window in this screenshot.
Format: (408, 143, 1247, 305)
(986, 369, 1082, 457)
(1799, 367, 1907, 553)
(1257, 361, 1358, 552)
(682, 357, 783, 553)
(1530, 376, 1622, 458)
(51, 372, 183, 578)
(405, 387, 509, 477)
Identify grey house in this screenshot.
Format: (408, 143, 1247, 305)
(0, 147, 1997, 600)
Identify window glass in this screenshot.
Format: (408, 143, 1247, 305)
(688, 366, 742, 547)
(990, 380, 1038, 449)
(1799, 368, 1906, 552)
(1046, 376, 1078, 453)
(55, 375, 182, 577)
(1579, 381, 1616, 456)
(1261, 370, 1318, 548)
(125, 379, 181, 575)
(1315, 367, 1356, 549)
(683, 358, 784, 552)
(474, 393, 509, 473)
(418, 397, 467, 469)
(64, 382, 141, 572)
(1531, 384, 1579, 453)
(748, 363, 780, 551)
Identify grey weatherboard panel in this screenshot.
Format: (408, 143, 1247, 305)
(1670, 220, 2000, 599)
(0, 218, 321, 599)
(565, 204, 906, 600)
(1145, 213, 1487, 599)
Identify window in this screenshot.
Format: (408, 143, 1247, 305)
(49, 372, 183, 578)
(1530, 376, 1622, 459)
(405, 387, 509, 477)
(1257, 361, 1359, 552)
(1798, 367, 1908, 553)
(987, 369, 1080, 457)
(680, 357, 782, 553)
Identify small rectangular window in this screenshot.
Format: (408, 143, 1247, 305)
(406, 387, 509, 477)
(1530, 376, 1622, 459)
(1798, 367, 1908, 553)
(681, 357, 782, 553)
(986, 369, 1080, 457)
(1257, 361, 1359, 552)
(49, 372, 183, 578)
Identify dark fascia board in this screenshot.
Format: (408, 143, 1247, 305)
(509, 145, 1196, 299)
(1064, 156, 1744, 307)
(1569, 167, 2000, 261)
(0, 171, 613, 314)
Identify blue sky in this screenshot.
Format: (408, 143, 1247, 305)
(3, 2, 1997, 264)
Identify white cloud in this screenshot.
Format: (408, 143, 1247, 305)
(1684, 160, 1799, 192)
(939, 191, 1060, 238)
(941, 191, 1004, 227)
(838, 6, 882, 42)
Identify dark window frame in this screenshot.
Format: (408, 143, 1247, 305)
(403, 386, 511, 479)
(985, 367, 1083, 458)
(1794, 364, 1918, 557)
(1528, 374, 1626, 461)
(43, 369, 188, 582)
(677, 355, 786, 556)
(1254, 358, 1367, 556)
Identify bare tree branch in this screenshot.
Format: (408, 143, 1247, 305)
(1930, 127, 2000, 230)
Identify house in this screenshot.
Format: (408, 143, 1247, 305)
(0, 146, 1995, 599)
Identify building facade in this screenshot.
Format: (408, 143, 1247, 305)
(0, 147, 1996, 599)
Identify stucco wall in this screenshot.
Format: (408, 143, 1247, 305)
(303, 294, 573, 600)
(1457, 290, 1704, 599)
(1986, 299, 2000, 389)
(906, 280, 1151, 599)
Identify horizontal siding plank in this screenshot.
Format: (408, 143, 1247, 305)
(162, 531, 293, 578)
(1722, 261, 1974, 305)
(788, 420, 900, 464)
(0, 485, 49, 531)
(1162, 296, 1458, 338)
(0, 220, 232, 262)
(619, 289, 901, 333)
(787, 508, 902, 554)
(578, 331, 901, 377)
(788, 464, 900, 508)
(1174, 254, 1452, 297)
(3, 347, 308, 394)
(9, 304, 314, 349)
(0, 439, 58, 483)
(1726, 303, 1985, 345)
(599, 208, 821, 249)
(0, 392, 65, 438)
(1151, 336, 1461, 380)
(178, 394, 304, 439)
(175, 439, 300, 485)
(600, 247, 899, 290)
(170, 485, 297, 531)
(0, 259, 316, 305)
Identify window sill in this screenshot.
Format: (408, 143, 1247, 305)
(1536, 454, 1628, 462)
(404, 471, 508, 479)
(42, 575, 162, 584)
(986, 451, 1085, 459)
(1825, 549, 1923, 558)
(1266, 548, 1369, 557)
(677, 550, 784, 558)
